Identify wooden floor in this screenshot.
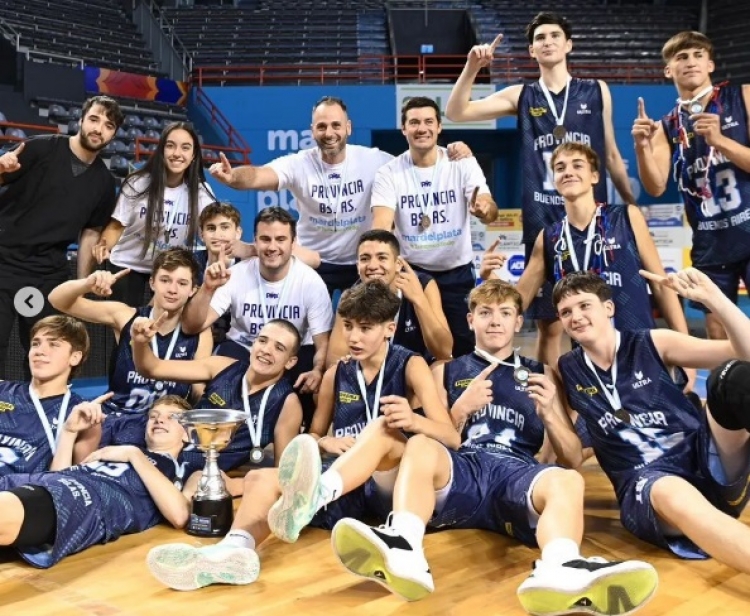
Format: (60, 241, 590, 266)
(2, 461, 749, 615)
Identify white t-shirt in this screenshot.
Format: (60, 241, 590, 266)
(268, 144, 393, 265)
(109, 176, 216, 273)
(371, 148, 489, 270)
(210, 257, 333, 348)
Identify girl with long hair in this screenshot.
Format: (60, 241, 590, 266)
(94, 121, 217, 306)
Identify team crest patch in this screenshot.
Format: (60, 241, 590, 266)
(339, 392, 360, 403)
(576, 384, 598, 396)
(208, 393, 227, 407)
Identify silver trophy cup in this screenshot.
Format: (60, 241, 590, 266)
(179, 409, 248, 537)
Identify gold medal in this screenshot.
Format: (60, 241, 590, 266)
(614, 408, 630, 423)
(553, 125, 567, 140)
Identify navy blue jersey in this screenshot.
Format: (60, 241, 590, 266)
(663, 84, 750, 266)
(192, 360, 297, 469)
(99, 413, 149, 449)
(558, 329, 702, 485)
(2, 448, 200, 568)
(332, 344, 415, 438)
(392, 271, 433, 357)
(445, 352, 545, 462)
(518, 78, 608, 245)
(543, 203, 656, 331)
(105, 307, 199, 415)
(0, 382, 83, 476)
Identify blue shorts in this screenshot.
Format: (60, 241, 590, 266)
(614, 426, 750, 559)
(689, 259, 750, 312)
(309, 459, 389, 530)
(428, 448, 557, 548)
(412, 262, 475, 357)
(524, 242, 558, 322)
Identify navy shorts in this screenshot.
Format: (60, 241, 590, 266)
(614, 426, 750, 559)
(428, 448, 557, 547)
(689, 259, 750, 312)
(411, 262, 475, 357)
(310, 459, 386, 529)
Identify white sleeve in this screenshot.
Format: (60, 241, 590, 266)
(266, 152, 302, 192)
(377, 150, 395, 166)
(111, 189, 136, 226)
(370, 167, 398, 210)
(208, 272, 236, 317)
(462, 158, 491, 202)
(304, 272, 334, 336)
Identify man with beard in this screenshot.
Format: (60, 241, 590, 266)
(0, 95, 124, 378)
(181, 206, 332, 427)
(209, 96, 471, 297)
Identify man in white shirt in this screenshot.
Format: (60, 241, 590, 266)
(181, 207, 333, 425)
(371, 96, 498, 357)
(209, 96, 393, 297)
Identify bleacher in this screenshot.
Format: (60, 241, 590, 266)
(0, 0, 160, 75)
(708, 0, 750, 84)
(165, 0, 698, 85)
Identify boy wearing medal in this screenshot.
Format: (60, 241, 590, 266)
(553, 269, 750, 573)
(0, 395, 205, 569)
(632, 30, 750, 341)
(0, 315, 94, 475)
(180, 207, 332, 429)
(371, 96, 497, 358)
(145, 281, 459, 591)
(49, 248, 212, 437)
(446, 12, 634, 373)
(307, 280, 658, 613)
(480, 142, 690, 342)
(130, 316, 303, 471)
(325, 229, 453, 365)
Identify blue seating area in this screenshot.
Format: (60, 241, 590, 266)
(708, 0, 750, 83)
(0, 0, 160, 74)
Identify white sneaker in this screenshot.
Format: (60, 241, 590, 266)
(517, 556, 658, 616)
(267, 434, 324, 543)
(331, 517, 434, 601)
(146, 542, 260, 591)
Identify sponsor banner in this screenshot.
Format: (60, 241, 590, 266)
(648, 225, 689, 248)
(642, 203, 685, 228)
(395, 84, 496, 129)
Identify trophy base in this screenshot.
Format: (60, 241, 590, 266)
(187, 497, 234, 537)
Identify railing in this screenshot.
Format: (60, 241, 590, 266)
(193, 54, 667, 86)
(134, 137, 251, 166)
(0, 121, 60, 148)
(191, 86, 252, 164)
(141, 0, 194, 75)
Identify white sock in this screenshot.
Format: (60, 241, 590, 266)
(319, 469, 344, 508)
(218, 529, 256, 551)
(390, 511, 426, 549)
(540, 538, 581, 566)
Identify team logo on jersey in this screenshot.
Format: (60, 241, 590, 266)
(577, 103, 592, 115)
(208, 393, 227, 407)
(339, 391, 360, 403)
(328, 173, 341, 180)
(0, 401, 15, 412)
(420, 180, 432, 188)
(529, 107, 547, 117)
(632, 371, 652, 389)
(454, 378, 473, 389)
(404, 318, 416, 333)
(605, 237, 621, 250)
(722, 116, 739, 130)
(576, 384, 598, 396)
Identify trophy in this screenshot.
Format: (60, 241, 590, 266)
(179, 409, 248, 537)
